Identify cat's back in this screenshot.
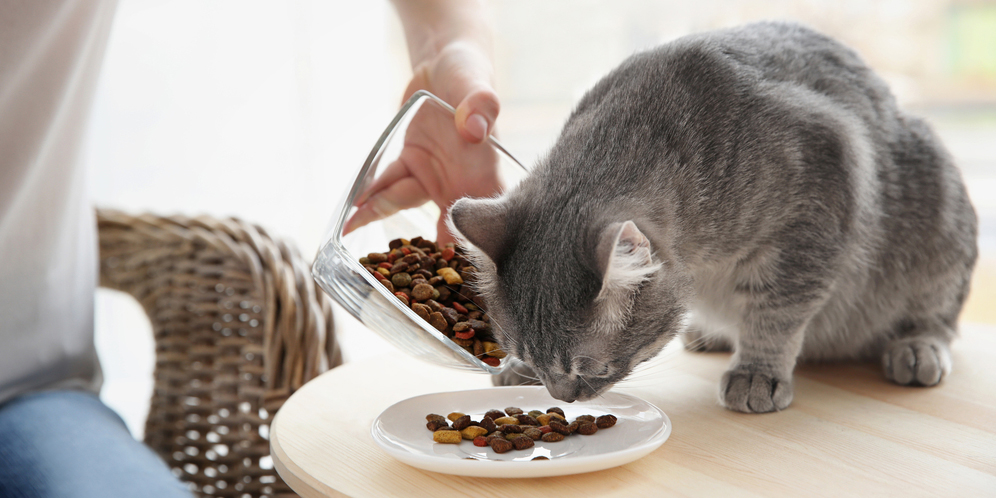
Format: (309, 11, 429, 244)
(569, 21, 896, 134)
(700, 22, 896, 116)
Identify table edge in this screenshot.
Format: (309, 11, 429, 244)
(271, 411, 350, 498)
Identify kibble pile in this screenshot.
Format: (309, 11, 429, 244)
(427, 407, 617, 456)
(360, 237, 505, 366)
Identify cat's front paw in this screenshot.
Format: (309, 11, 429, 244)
(882, 337, 951, 387)
(719, 369, 793, 413)
(491, 358, 542, 387)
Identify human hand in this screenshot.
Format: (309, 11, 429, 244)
(344, 7, 502, 244)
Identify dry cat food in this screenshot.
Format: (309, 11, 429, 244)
(359, 237, 506, 366)
(424, 406, 617, 456)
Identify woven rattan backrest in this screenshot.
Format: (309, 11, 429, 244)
(96, 209, 341, 498)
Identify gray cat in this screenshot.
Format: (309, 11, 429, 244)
(449, 22, 977, 413)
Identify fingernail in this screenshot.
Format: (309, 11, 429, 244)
(465, 113, 488, 141)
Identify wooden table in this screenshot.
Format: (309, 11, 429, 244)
(271, 324, 996, 497)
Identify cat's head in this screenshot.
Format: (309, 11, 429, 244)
(449, 195, 687, 402)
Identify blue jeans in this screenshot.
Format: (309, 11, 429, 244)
(0, 390, 192, 498)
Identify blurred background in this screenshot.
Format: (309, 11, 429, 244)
(89, 0, 996, 438)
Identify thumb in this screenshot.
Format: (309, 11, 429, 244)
(454, 86, 500, 144)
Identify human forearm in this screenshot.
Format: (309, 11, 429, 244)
(390, 0, 493, 71)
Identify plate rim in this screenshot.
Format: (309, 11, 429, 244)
(370, 385, 672, 478)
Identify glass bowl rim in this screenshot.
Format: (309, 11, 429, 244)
(316, 90, 528, 374)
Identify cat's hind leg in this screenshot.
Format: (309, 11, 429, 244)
(882, 320, 954, 386)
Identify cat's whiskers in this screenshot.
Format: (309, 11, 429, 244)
(577, 374, 608, 404)
(513, 371, 543, 383)
(681, 335, 708, 351)
(614, 342, 711, 386)
(495, 332, 521, 357)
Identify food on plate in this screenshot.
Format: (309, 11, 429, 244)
(424, 406, 617, 456)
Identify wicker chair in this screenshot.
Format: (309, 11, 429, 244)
(96, 209, 341, 498)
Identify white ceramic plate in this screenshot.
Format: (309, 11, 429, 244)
(371, 386, 671, 478)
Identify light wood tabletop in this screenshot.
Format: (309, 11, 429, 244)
(270, 323, 996, 497)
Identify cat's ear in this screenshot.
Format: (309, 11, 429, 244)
(596, 221, 659, 300)
(448, 197, 508, 262)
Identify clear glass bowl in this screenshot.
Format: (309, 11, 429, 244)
(312, 91, 528, 374)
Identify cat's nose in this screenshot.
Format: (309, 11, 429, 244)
(544, 381, 580, 403)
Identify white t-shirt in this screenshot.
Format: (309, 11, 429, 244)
(0, 0, 118, 404)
